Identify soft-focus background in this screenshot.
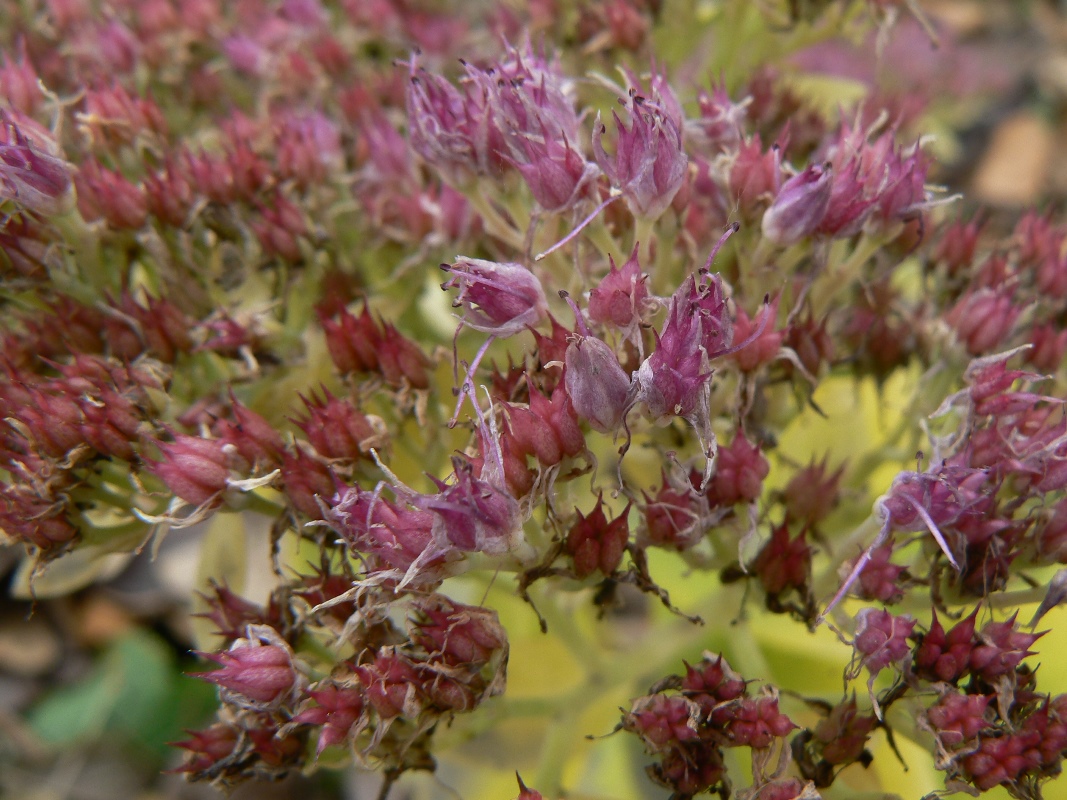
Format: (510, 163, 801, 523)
(5, 1, 1067, 798)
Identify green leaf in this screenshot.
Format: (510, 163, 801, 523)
(26, 630, 173, 748)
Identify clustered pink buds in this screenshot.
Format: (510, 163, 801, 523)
(319, 304, 432, 389)
(623, 652, 794, 797)
(564, 493, 631, 578)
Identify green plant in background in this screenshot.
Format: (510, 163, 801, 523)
(3, 1, 1067, 799)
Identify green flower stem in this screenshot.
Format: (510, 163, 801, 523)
(52, 207, 108, 301)
(468, 188, 526, 252)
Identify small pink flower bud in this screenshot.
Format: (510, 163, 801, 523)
(945, 287, 1020, 356)
(294, 389, 379, 461)
(75, 161, 148, 230)
(514, 133, 598, 213)
(642, 468, 708, 551)
(593, 93, 688, 220)
(913, 607, 979, 684)
(1025, 322, 1067, 373)
(811, 696, 877, 766)
(565, 494, 631, 578)
(252, 194, 308, 263)
(279, 449, 336, 519)
(782, 457, 844, 525)
(149, 434, 232, 507)
(853, 608, 915, 676)
(935, 217, 983, 275)
(729, 135, 779, 214)
(213, 396, 286, 470)
(442, 258, 548, 337)
(143, 153, 195, 227)
(410, 595, 508, 667)
(275, 111, 343, 188)
(0, 110, 74, 217)
(854, 543, 908, 604)
(293, 681, 366, 754)
(355, 649, 425, 719)
(706, 433, 769, 508)
(173, 723, 239, 775)
(926, 692, 993, 750)
(731, 298, 782, 373)
(588, 245, 650, 329)
(722, 694, 796, 749)
(751, 523, 811, 597)
(195, 640, 298, 705)
(197, 581, 285, 644)
(79, 83, 167, 150)
(320, 305, 380, 375)
(514, 773, 544, 800)
(969, 613, 1043, 683)
(624, 693, 702, 752)
(0, 45, 42, 114)
(329, 486, 436, 572)
(564, 332, 632, 434)
(783, 313, 835, 380)
(761, 164, 832, 245)
(423, 456, 522, 554)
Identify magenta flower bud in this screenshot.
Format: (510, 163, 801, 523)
(691, 83, 746, 153)
(329, 486, 436, 572)
(811, 696, 878, 766)
(565, 494, 631, 578)
(223, 34, 271, 77)
(279, 449, 336, 519)
(641, 469, 708, 551)
(0, 45, 42, 114)
(410, 595, 508, 666)
(149, 434, 232, 507)
(213, 395, 286, 469)
(750, 523, 811, 597)
(514, 133, 598, 213)
(195, 639, 298, 705)
(274, 110, 343, 187)
(926, 692, 993, 750)
(423, 456, 523, 554)
(173, 724, 239, 775)
(722, 694, 796, 749)
(706, 433, 769, 508)
(564, 332, 632, 433)
(945, 287, 1020, 356)
(0, 110, 74, 217)
(592, 93, 688, 220)
(729, 135, 780, 214)
(355, 649, 426, 719)
(442, 258, 548, 337)
(852, 608, 915, 675)
(588, 245, 650, 329)
(293, 682, 366, 754)
(75, 160, 148, 230)
(406, 54, 476, 183)
(624, 693, 702, 751)
(293, 389, 380, 461)
(761, 163, 832, 245)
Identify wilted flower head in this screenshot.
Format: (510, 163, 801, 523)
(442, 258, 548, 336)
